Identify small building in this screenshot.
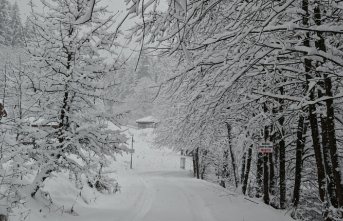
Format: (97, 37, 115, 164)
(136, 116, 158, 129)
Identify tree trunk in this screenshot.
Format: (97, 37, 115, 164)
(321, 114, 337, 208)
(242, 145, 252, 195)
(192, 150, 197, 177)
(241, 152, 246, 184)
(278, 87, 286, 209)
(318, 74, 337, 207)
(325, 78, 343, 207)
(261, 103, 270, 204)
(302, 0, 326, 205)
(263, 119, 270, 204)
(256, 152, 263, 198)
(200, 149, 208, 180)
(308, 93, 326, 203)
(292, 115, 306, 208)
(314, 2, 343, 209)
(30, 166, 54, 197)
(220, 149, 229, 188)
(268, 121, 275, 196)
(268, 150, 275, 195)
(195, 148, 200, 179)
(226, 122, 238, 188)
(263, 153, 270, 204)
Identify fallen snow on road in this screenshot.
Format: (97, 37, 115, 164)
(19, 127, 293, 221)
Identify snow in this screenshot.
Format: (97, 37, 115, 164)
(73, 0, 96, 25)
(135, 116, 159, 123)
(14, 127, 293, 221)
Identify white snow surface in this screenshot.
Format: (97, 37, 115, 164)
(18, 127, 293, 221)
(135, 116, 159, 123)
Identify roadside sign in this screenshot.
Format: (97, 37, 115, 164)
(258, 142, 273, 154)
(260, 142, 273, 147)
(258, 147, 273, 153)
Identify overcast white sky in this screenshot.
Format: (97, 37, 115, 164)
(10, 0, 143, 56)
(11, 0, 131, 27)
(9, 0, 168, 57)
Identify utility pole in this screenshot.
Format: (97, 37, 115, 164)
(130, 135, 134, 169)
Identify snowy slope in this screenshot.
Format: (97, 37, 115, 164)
(17, 127, 293, 221)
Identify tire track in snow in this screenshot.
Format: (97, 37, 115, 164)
(129, 176, 155, 221)
(169, 177, 217, 221)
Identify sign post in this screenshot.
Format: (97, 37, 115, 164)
(258, 142, 273, 154)
(180, 157, 186, 169)
(130, 135, 134, 169)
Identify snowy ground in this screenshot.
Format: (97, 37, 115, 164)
(18, 127, 294, 221)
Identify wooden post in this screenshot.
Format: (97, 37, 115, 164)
(130, 135, 134, 169)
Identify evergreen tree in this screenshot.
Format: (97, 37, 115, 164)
(7, 2, 24, 46)
(0, 0, 10, 45)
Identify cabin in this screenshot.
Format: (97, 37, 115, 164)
(136, 116, 158, 129)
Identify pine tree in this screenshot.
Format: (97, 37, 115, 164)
(7, 2, 24, 46)
(0, 0, 10, 45)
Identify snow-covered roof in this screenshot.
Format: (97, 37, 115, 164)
(136, 116, 159, 123)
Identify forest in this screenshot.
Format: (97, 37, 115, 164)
(0, 0, 343, 221)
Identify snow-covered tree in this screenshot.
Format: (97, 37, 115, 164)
(7, 2, 24, 47)
(0, 0, 24, 47)
(22, 0, 128, 198)
(120, 0, 343, 220)
(0, 0, 10, 45)
(104, 53, 177, 123)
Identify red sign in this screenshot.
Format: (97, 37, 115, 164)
(258, 142, 273, 153)
(258, 147, 273, 153)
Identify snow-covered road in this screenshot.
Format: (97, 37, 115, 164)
(118, 170, 218, 221)
(104, 169, 293, 221)
(26, 128, 293, 221)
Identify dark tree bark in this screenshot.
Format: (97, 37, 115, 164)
(302, 0, 326, 205)
(242, 145, 252, 195)
(200, 149, 208, 180)
(317, 73, 337, 208)
(31, 49, 73, 198)
(313, 3, 343, 208)
(278, 87, 286, 209)
(321, 114, 338, 208)
(256, 152, 263, 198)
(263, 152, 270, 204)
(220, 149, 229, 188)
(314, 4, 337, 209)
(193, 148, 200, 179)
(263, 116, 270, 204)
(31, 168, 54, 197)
(241, 152, 247, 183)
(269, 122, 275, 196)
(192, 150, 196, 177)
(226, 123, 238, 188)
(325, 80, 343, 207)
(195, 148, 200, 179)
(307, 92, 326, 204)
(268, 150, 275, 195)
(314, 1, 343, 207)
(292, 115, 305, 208)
